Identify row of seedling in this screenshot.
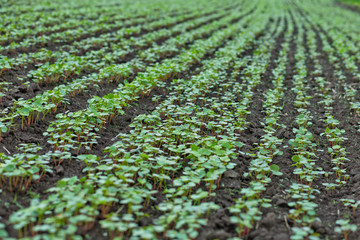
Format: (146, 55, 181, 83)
(40, 9, 261, 154)
(285, 22, 322, 240)
(0, 6, 252, 143)
(302, 10, 358, 240)
(8, 9, 275, 237)
(229, 10, 290, 239)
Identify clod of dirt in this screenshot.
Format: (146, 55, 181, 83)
(22, 136, 40, 144)
(249, 228, 269, 240)
(54, 165, 65, 176)
(272, 194, 288, 207)
(231, 159, 242, 165)
(266, 186, 276, 196)
(224, 170, 240, 178)
(313, 127, 323, 135)
(273, 232, 290, 240)
(221, 178, 241, 189)
(260, 212, 277, 229)
(352, 181, 360, 189)
(205, 230, 232, 240)
(352, 186, 360, 193)
(351, 174, 360, 183)
(275, 128, 286, 138)
(213, 215, 231, 228)
(311, 220, 326, 234)
(0, 207, 7, 217)
(350, 168, 360, 176)
(18, 86, 28, 93)
(216, 194, 235, 208)
(275, 198, 289, 208)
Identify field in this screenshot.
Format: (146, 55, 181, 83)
(0, 0, 360, 239)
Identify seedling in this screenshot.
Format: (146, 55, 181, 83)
(334, 219, 357, 240)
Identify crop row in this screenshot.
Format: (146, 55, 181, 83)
(0, 4, 256, 142)
(0, 2, 233, 74)
(0, 0, 232, 52)
(0, 0, 282, 238)
(0, 1, 264, 192)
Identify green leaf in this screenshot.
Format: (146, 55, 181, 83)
(190, 144, 199, 151)
(260, 148, 268, 155)
(270, 164, 280, 172)
(0, 124, 7, 133)
(292, 155, 300, 162)
(18, 108, 30, 116)
(199, 148, 211, 156)
(30, 166, 40, 174)
(325, 127, 331, 133)
(234, 141, 244, 148)
(221, 142, 232, 149)
(215, 149, 226, 156)
(4, 164, 15, 172)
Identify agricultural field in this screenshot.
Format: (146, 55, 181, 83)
(0, 0, 360, 239)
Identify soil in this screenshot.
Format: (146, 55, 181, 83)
(1, 2, 360, 240)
